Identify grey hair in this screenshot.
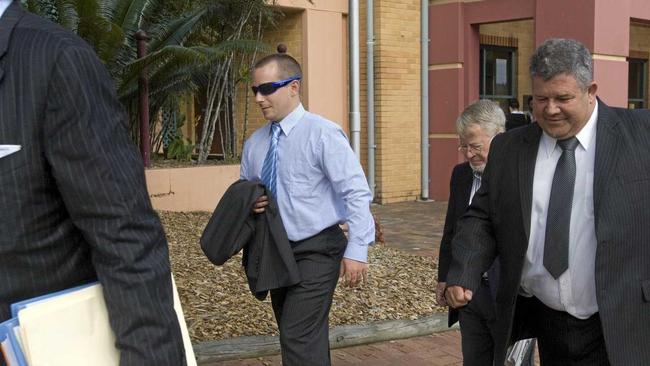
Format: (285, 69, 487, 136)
(456, 99, 506, 138)
(529, 38, 593, 90)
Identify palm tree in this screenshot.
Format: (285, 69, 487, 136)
(23, 0, 276, 161)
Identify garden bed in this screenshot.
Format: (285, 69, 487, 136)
(161, 211, 445, 343)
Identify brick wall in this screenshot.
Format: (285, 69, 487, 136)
(369, 0, 422, 203)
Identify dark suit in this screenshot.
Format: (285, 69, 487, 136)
(438, 162, 499, 365)
(201, 180, 301, 300)
(447, 101, 650, 365)
(0, 2, 184, 365)
(505, 112, 530, 131)
(438, 162, 474, 327)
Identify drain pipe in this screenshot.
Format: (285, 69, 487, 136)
(366, 0, 376, 198)
(420, 0, 429, 200)
(349, 0, 361, 158)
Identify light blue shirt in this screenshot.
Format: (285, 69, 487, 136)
(241, 104, 375, 262)
(0, 0, 12, 19)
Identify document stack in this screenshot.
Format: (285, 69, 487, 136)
(0, 279, 196, 366)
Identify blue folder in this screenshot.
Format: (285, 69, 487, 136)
(0, 318, 28, 366)
(10, 282, 97, 318)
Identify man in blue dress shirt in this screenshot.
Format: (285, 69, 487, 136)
(240, 51, 375, 365)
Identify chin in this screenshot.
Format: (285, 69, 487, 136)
(542, 124, 571, 138)
(471, 164, 485, 173)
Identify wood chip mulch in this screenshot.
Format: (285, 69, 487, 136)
(161, 211, 446, 343)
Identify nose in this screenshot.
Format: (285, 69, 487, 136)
(545, 99, 561, 115)
(254, 90, 265, 103)
(463, 149, 476, 159)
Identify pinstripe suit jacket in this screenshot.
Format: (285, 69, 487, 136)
(446, 100, 650, 366)
(0, 3, 185, 365)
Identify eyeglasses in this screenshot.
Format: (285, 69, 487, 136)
(251, 76, 301, 96)
(458, 143, 484, 155)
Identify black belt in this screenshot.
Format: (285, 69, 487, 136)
(289, 224, 341, 247)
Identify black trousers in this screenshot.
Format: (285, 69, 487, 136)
(270, 225, 347, 366)
(458, 280, 498, 366)
(515, 296, 610, 366)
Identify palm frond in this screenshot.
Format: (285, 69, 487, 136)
(112, 0, 148, 33)
(118, 45, 210, 96)
(147, 9, 206, 51)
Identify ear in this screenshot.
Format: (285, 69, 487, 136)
(587, 82, 598, 103)
(289, 80, 300, 97)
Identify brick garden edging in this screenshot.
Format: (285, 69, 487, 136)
(193, 313, 458, 364)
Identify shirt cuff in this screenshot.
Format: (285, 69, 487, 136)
(343, 241, 370, 263)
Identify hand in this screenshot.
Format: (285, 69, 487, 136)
(339, 258, 368, 288)
(435, 282, 448, 307)
(252, 195, 268, 214)
(445, 285, 473, 308)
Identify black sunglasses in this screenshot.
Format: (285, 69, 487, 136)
(251, 76, 301, 96)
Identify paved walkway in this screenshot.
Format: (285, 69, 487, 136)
(372, 200, 448, 257)
(216, 331, 462, 366)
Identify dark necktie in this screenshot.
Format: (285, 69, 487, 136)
(544, 136, 580, 279)
(260, 123, 281, 198)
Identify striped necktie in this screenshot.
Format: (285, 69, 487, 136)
(260, 123, 282, 198)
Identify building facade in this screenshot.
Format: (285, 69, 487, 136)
(181, 0, 650, 204)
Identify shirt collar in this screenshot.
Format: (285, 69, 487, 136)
(272, 103, 305, 137)
(540, 99, 599, 157)
(0, 0, 12, 19)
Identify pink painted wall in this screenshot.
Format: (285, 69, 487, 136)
(303, 8, 348, 131)
(429, 139, 463, 200)
(534, 0, 596, 48)
(146, 165, 240, 212)
(631, 0, 650, 19)
(429, 3, 463, 65)
(593, 0, 629, 56)
(464, 0, 535, 24)
(463, 24, 480, 104)
(593, 59, 629, 107)
(429, 68, 464, 134)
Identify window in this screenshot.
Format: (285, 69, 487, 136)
(480, 45, 516, 109)
(628, 58, 647, 109)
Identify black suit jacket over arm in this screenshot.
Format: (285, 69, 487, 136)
(201, 180, 301, 300)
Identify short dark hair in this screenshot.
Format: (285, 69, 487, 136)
(508, 98, 520, 109)
(529, 38, 593, 90)
(253, 53, 302, 80)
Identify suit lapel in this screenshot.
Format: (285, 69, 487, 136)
(458, 163, 473, 208)
(0, 1, 25, 84)
(518, 124, 542, 241)
(593, 101, 620, 220)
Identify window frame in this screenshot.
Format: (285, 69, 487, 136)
(628, 57, 647, 109)
(479, 45, 518, 108)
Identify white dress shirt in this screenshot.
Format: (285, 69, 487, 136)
(241, 104, 375, 262)
(520, 101, 599, 319)
(0, 0, 12, 19)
